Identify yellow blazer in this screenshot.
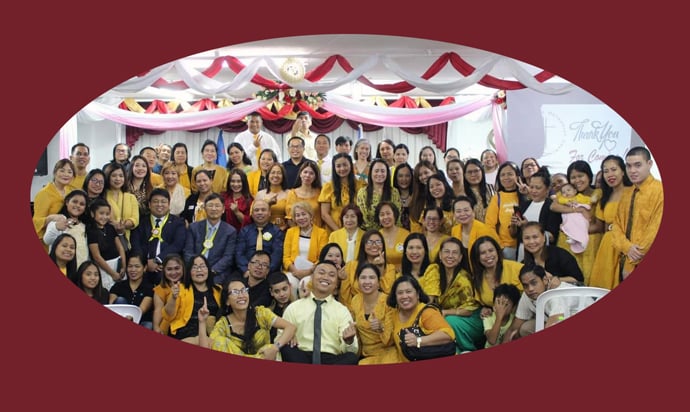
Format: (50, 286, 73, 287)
(164, 285, 221, 335)
(328, 227, 364, 264)
(282, 225, 329, 271)
(451, 219, 500, 254)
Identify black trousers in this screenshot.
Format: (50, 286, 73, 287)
(280, 345, 358, 365)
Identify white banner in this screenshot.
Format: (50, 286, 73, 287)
(538, 104, 631, 171)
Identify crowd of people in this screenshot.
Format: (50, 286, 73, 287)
(32, 109, 664, 365)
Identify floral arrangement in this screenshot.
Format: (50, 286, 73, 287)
(262, 231, 273, 242)
(254, 87, 326, 109)
(493, 90, 507, 110)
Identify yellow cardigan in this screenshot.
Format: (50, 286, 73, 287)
(451, 219, 500, 254)
(164, 285, 221, 335)
(282, 225, 329, 271)
(328, 227, 364, 264)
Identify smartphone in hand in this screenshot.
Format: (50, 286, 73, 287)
(513, 205, 523, 219)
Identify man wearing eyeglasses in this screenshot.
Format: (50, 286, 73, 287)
(184, 193, 237, 285)
(130, 188, 187, 285)
(234, 250, 273, 307)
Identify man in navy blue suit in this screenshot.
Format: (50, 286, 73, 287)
(130, 188, 187, 285)
(184, 193, 237, 284)
(235, 199, 284, 277)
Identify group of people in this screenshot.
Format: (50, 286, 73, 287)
(33, 109, 663, 364)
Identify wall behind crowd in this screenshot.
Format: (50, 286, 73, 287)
(30, 114, 494, 201)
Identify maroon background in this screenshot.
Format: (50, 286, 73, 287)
(7, 1, 683, 410)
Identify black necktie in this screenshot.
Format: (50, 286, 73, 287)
(155, 218, 161, 228)
(312, 299, 325, 364)
(620, 188, 639, 281)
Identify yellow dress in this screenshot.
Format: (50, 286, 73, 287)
(589, 199, 622, 288)
(285, 188, 323, 229)
(349, 292, 398, 365)
(380, 227, 410, 271)
(317, 180, 364, 230)
(209, 306, 278, 358)
(556, 188, 603, 284)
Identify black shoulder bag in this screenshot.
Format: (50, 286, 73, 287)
(398, 304, 457, 361)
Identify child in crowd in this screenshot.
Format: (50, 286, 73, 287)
(483, 284, 521, 348)
(554, 183, 595, 253)
(86, 198, 126, 290)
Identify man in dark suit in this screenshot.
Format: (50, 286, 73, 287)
(184, 193, 237, 284)
(130, 188, 187, 284)
(235, 199, 284, 277)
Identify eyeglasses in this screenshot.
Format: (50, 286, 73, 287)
(250, 261, 269, 268)
(466, 169, 481, 175)
(229, 287, 250, 296)
(191, 264, 207, 271)
(424, 216, 440, 222)
(90, 180, 104, 186)
(366, 240, 383, 246)
(441, 249, 461, 256)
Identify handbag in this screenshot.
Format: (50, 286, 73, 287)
(398, 304, 457, 361)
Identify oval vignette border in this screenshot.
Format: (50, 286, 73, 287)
(11, 3, 681, 411)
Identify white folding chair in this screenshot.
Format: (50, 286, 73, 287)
(104, 304, 143, 324)
(534, 286, 609, 332)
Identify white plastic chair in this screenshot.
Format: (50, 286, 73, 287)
(534, 286, 609, 332)
(104, 304, 143, 324)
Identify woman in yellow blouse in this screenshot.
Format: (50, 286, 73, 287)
(400, 232, 431, 282)
(319, 153, 363, 233)
(283, 202, 329, 297)
(387, 275, 455, 363)
(589, 155, 632, 289)
(549, 160, 603, 283)
(247, 148, 277, 198)
(226, 142, 254, 176)
(350, 263, 398, 365)
(451, 196, 500, 265)
(255, 163, 289, 231)
(198, 278, 296, 360)
(103, 162, 139, 244)
(420, 237, 483, 352)
(340, 229, 398, 310)
(484, 162, 522, 260)
(285, 160, 323, 229)
(33, 158, 76, 251)
(191, 139, 229, 195)
(376, 201, 410, 272)
(468, 236, 523, 311)
(356, 159, 401, 231)
(425, 172, 455, 235)
(328, 204, 365, 265)
(421, 206, 450, 263)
